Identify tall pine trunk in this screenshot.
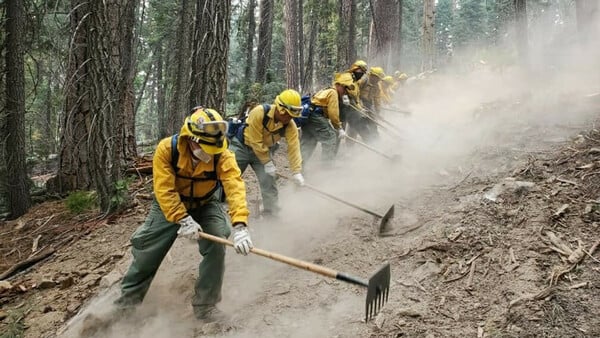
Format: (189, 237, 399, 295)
(189, 0, 231, 112)
(3, 0, 31, 219)
(284, 0, 301, 90)
(256, 0, 274, 84)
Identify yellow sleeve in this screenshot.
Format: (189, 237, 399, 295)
(325, 90, 342, 129)
(217, 150, 250, 225)
(153, 137, 187, 223)
(284, 121, 302, 173)
(243, 106, 271, 164)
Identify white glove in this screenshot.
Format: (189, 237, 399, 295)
(338, 128, 347, 139)
(232, 224, 253, 255)
(292, 173, 305, 186)
(342, 95, 350, 106)
(264, 161, 277, 177)
(177, 215, 203, 239)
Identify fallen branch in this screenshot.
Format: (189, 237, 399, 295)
(509, 286, 557, 308)
(0, 248, 56, 280)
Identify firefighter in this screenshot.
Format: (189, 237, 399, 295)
(114, 107, 253, 324)
(300, 72, 355, 167)
(228, 89, 305, 217)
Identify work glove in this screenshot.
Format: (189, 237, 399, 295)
(264, 161, 277, 177)
(232, 223, 253, 255)
(292, 173, 305, 187)
(338, 128, 347, 139)
(342, 95, 350, 106)
(177, 215, 203, 239)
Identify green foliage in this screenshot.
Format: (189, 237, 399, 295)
(110, 177, 134, 210)
(65, 190, 97, 214)
(0, 308, 27, 338)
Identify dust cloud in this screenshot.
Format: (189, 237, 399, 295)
(60, 11, 599, 338)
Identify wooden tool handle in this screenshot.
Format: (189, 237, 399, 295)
(277, 173, 383, 218)
(344, 135, 393, 160)
(198, 232, 338, 278)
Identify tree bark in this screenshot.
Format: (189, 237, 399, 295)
(243, 0, 257, 92)
(368, 0, 400, 70)
(52, 0, 93, 195)
(284, 0, 301, 90)
(422, 0, 435, 71)
(168, 0, 193, 133)
(256, 0, 274, 84)
(189, 0, 231, 113)
(3, 0, 31, 219)
(338, 0, 357, 70)
(86, 0, 138, 211)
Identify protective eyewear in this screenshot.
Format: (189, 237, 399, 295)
(188, 117, 229, 137)
(278, 102, 303, 116)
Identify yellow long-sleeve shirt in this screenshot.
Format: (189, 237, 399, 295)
(242, 104, 302, 174)
(310, 88, 343, 130)
(153, 136, 249, 225)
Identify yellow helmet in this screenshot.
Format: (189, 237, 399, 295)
(383, 75, 395, 85)
(350, 60, 368, 72)
(275, 89, 303, 117)
(398, 73, 408, 81)
(180, 107, 228, 155)
(370, 66, 385, 79)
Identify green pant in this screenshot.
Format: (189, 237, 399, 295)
(300, 113, 337, 165)
(115, 197, 231, 317)
(228, 137, 279, 215)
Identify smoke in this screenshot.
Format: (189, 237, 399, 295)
(58, 7, 600, 338)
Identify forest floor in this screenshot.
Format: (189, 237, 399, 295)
(1, 70, 600, 338)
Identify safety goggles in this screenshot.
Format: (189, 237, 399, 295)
(278, 102, 303, 117)
(188, 118, 229, 137)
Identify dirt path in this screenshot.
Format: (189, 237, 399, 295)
(2, 69, 600, 338)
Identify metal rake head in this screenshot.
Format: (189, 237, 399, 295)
(378, 205, 395, 234)
(365, 262, 391, 322)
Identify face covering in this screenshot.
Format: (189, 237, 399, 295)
(191, 147, 211, 163)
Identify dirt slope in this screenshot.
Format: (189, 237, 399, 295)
(2, 73, 600, 338)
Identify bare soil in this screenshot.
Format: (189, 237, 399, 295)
(2, 85, 600, 338)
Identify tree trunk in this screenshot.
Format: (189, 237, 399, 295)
(86, 0, 138, 212)
(284, 0, 301, 90)
(3, 0, 31, 219)
(243, 0, 257, 94)
(256, 0, 274, 84)
(338, 0, 357, 70)
(514, 0, 528, 67)
(52, 0, 93, 194)
(155, 42, 168, 139)
(304, 1, 319, 92)
(297, 0, 305, 92)
(396, 0, 403, 70)
(189, 0, 231, 113)
(368, 0, 400, 70)
(422, 0, 435, 71)
(169, 0, 193, 133)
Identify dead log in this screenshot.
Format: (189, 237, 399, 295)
(0, 248, 56, 280)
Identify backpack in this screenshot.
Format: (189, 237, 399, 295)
(293, 94, 322, 128)
(226, 104, 288, 143)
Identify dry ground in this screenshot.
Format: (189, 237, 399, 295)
(1, 69, 600, 338)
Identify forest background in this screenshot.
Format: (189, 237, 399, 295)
(0, 0, 598, 220)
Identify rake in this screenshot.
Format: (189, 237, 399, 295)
(344, 135, 402, 163)
(278, 174, 395, 233)
(198, 232, 391, 322)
